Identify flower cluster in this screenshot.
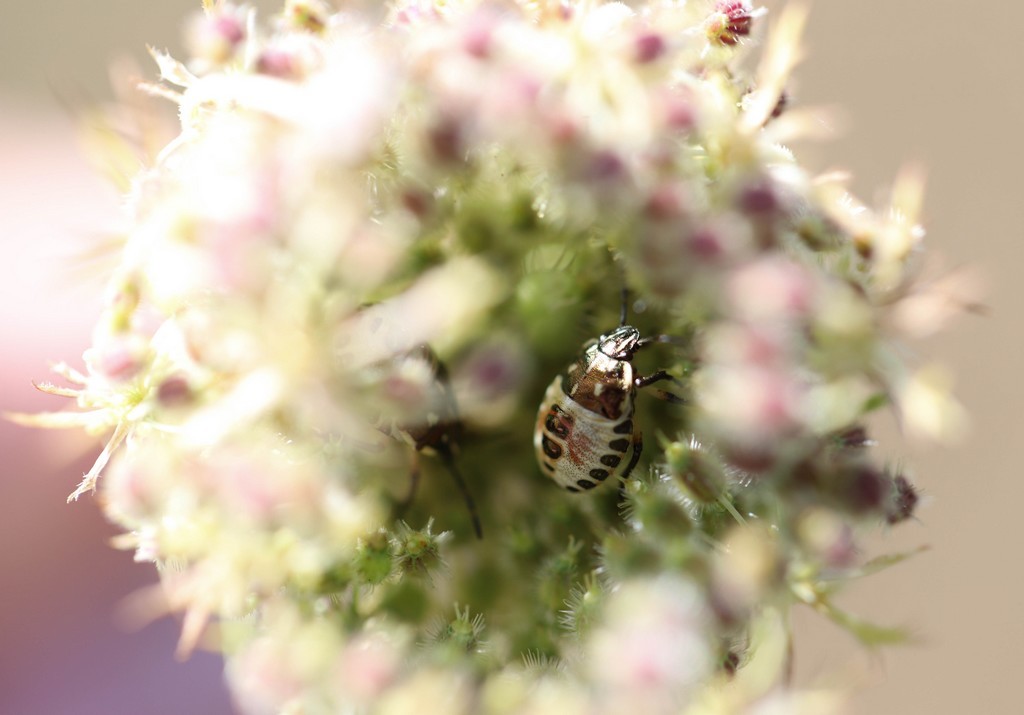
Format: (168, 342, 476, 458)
(22, 1, 966, 713)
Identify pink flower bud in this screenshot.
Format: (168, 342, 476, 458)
(156, 375, 192, 406)
(462, 11, 497, 58)
(586, 150, 626, 183)
(688, 223, 726, 262)
(699, 363, 804, 450)
(738, 180, 778, 216)
(85, 337, 147, 381)
(706, 1, 756, 46)
(634, 32, 666, 64)
(545, 110, 579, 145)
(656, 89, 697, 132)
(727, 256, 814, 324)
(644, 184, 689, 222)
(187, 8, 246, 65)
(256, 48, 299, 79)
(334, 635, 401, 702)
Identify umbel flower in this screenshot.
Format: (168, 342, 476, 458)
(17, 1, 970, 713)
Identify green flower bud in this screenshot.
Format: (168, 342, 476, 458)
(355, 530, 394, 585)
(665, 437, 726, 504)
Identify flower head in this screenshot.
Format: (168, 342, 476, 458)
(26, 1, 961, 712)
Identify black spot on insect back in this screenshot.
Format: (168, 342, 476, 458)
(613, 419, 633, 435)
(542, 435, 563, 459)
(608, 438, 630, 452)
(545, 412, 570, 438)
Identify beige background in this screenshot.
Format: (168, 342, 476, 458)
(1, 1, 1020, 713)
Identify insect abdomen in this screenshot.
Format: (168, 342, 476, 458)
(534, 377, 635, 492)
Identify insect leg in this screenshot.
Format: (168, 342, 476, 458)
(648, 389, 687, 405)
(634, 369, 679, 389)
(437, 445, 483, 540)
(634, 370, 687, 404)
(409, 343, 463, 445)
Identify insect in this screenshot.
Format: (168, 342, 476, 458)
(534, 300, 683, 493)
(385, 345, 483, 539)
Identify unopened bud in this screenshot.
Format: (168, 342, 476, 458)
(886, 473, 919, 524)
(256, 48, 298, 79)
(665, 437, 725, 504)
(355, 530, 393, 585)
(706, 2, 757, 47)
(84, 336, 149, 382)
(838, 464, 891, 514)
(156, 375, 192, 406)
(187, 6, 246, 65)
(797, 507, 856, 568)
(634, 32, 666, 64)
(283, 0, 329, 34)
(394, 520, 448, 577)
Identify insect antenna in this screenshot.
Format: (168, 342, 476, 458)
(435, 443, 483, 540)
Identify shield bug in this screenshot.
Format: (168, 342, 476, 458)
(534, 298, 684, 493)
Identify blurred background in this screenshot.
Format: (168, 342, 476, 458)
(0, 1, 1019, 713)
